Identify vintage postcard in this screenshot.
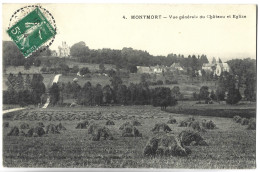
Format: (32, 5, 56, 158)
(1, 3, 257, 169)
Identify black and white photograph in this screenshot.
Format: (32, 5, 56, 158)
(1, 2, 257, 169)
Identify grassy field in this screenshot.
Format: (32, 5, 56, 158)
(166, 101, 256, 118)
(2, 105, 256, 168)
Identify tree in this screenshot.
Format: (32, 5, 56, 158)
(152, 87, 176, 109)
(116, 84, 128, 104)
(172, 86, 181, 100)
(216, 87, 225, 101)
(31, 74, 46, 104)
(34, 58, 41, 67)
(80, 67, 90, 75)
(199, 86, 209, 101)
(127, 64, 137, 73)
(77, 82, 92, 105)
(110, 75, 123, 91)
(49, 83, 60, 105)
(99, 63, 106, 73)
(103, 85, 113, 104)
(3, 41, 25, 66)
(210, 90, 217, 100)
(71, 81, 81, 99)
(70, 41, 88, 58)
(212, 57, 217, 64)
(14, 72, 24, 91)
(71, 65, 79, 73)
(6, 73, 16, 91)
(24, 60, 31, 70)
(226, 88, 242, 105)
(94, 84, 103, 105)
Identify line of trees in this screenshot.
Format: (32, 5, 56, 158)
(3, 73, 46, 106)
(69, 42, 209, 70)
(48, 74, 179, 109)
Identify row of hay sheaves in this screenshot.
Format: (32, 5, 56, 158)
(4, 116, 229, 157)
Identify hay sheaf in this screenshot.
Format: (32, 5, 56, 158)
(20, 123, 30, 129)
(119, 122, 132, 130)
(233, 115, 242, 123)
(88, 124, 101, 134)
(46, 124, 60, 134)
(89, 126, 114, 141)
(240, 118, 249, 125)
(178, 117, 195, 127)
(132, 120, 142, 126)
(3, 122, 9, 128)
(143, 134, 191, 157)
(188, 121, 203, 132)
(247, 118, 256, 130)
(121, 125, 142, 137)
(7, 126, 19, 136)
(152, 123, 172, 133)
(76, 121, 89, 129)
(167, 119, 177, 124)
(202, 120, 216, 129)
(37, 122, 45, 128)
(27, 126, 45, 137)
(106, 120, 115, 125)
(179, 130, 208, 146)
(56, 123, 66, 131)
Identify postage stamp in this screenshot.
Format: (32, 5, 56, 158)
(7, 7, 56, 57)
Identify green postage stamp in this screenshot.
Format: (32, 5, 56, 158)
(7, 7, 56, 57)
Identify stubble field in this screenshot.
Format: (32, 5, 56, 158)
(2, 106, 256, 168)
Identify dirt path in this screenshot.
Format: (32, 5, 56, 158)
(42, 74, 61, 109)
(3, 107, 26, 114)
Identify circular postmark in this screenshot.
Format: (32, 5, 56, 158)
(8, 4, 57, 55)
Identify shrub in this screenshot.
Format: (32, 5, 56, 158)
(151, 123, 172, 133)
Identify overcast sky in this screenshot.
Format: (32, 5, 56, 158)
(2, 4, 256, 62)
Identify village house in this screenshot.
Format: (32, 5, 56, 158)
(153, 65, 164, 74)
(137, 65, 165, 74)
(170, 63, 184, 71)
(137, 66, 154, 74)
